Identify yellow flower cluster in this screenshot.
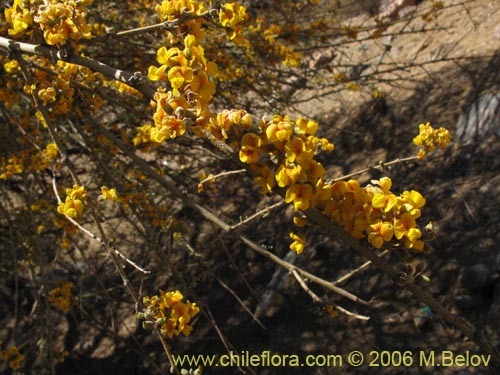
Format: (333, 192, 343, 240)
(4, 0, 34, 37)
(47, 282, 74, 313)
(236, 114, 333, 194)
(100, 186, 120, 201)
(137, 290, 200, 339)
(0, 143, 58, 180)
(225, 113, 430, 253)
(413, 122, 450, 159)
(321, 177, 427, 251)
(5, 0, 93, 45)
(0, 346, 25, 371)
(57, 184, 87, 219)
(219, 2, 249, 45)
(155, 0, 208, 43)
(247, 17, 302, 67)
(35, 0, 93, 46)
(147, 33, 218, 143)
(138, 3, 434, 254)
(0, 155, 24, 180)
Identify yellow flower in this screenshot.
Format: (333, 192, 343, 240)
(289, 232, 305, 254)
(57, 185, 87, 219)
(285, 137, 312, 164)
(157, 46, 181, 66)
(401, 190, 426, 217)
(275, 163, 303, 187)
(191, 71, 216, 102)
(404, 228, 424, 251)
(219, 2, 248, 28)
(148, 65, 168, 81)
(239, 133, 262, 164)
(285, 184, 313, 211)
(168, 66, 194, 94)
(295, 117, 318, 135)
(394, 212, 417, 240)
(101, 186, 119, 201)
(367, 220, 393, 249)
(3, 60, 20, 74)
(252, 165, 275, 194)
(0, 345, 25, 370)
(57, 199, 84, 219)
(265, 118, 294, 143)
(44, 143, 59, 160)
(293, 216, 307, 227)
(5, 0, 33, 37)
(371, 193, 398, 213)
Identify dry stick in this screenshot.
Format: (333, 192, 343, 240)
(303, 207, 500, 364)
(239, 235, 370, 305)
(3, 33, 236, 375)
(203, 307, 252, 375)
(94, 123, 370, 309)
(333, 250, 390, 286)
(230, 201, 285, 230)
(156, 333, 181, 375)
(50, 179, 142, 306)
(291, 269, 371, 321)
(114, 12, 210, 38)
(291, 269, 322, 303)
(0, 203, 21, 343)
(13, 50, 81, 186)
(199, 168, 247, 185)
(215, 234, 256, 295)
(214, 276, 267, 330)
(328, 156, 418, 183)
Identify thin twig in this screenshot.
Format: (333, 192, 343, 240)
(291, 269, 322, 303)
(230, 201, 285, 230)
(215, 276, 267, 330)
(156, 332, 181, 375)
(333, 249, 390, 285)
(291, 269, 371, 321)
(328, 156, 418, 183)
(199, 168, 246, 185)
(332, 304, 371, 321)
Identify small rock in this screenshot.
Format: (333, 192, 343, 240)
(456, 93, 500, 142)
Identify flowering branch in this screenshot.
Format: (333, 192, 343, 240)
(0, 36, 156, 99)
